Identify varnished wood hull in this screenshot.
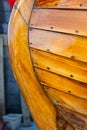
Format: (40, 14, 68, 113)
(8, 0, 87, 129)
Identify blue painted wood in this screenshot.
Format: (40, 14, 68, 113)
(0, 0, 11, 34)
(4, 46, 22, 113)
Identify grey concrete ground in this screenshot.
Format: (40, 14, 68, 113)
(18, 122, 38, 130)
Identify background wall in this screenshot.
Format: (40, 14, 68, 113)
(4, 46, 22, 113)
(0, 0, 22, 114)
(0, 0, 11, 34)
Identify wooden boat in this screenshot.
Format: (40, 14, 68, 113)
(8, 0, 87, 129)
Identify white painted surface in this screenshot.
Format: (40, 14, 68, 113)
(21, 94, 32, 126)
(0, 37, 5, 116)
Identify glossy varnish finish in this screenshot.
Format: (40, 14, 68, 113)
(35, 0, 87, 9)
(35, 68, 87, 100)
(30, 9, 87, 36)
(30, 48, 87, 83)
(29, 29, 87, 63)
(8, 0, 87, 129)
(8, 0, 58, 130)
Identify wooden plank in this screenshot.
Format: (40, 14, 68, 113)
(8, 1, 58, 129)
(66, 125, 74, 130)
(43, 86, 87, 115)
(44, 86, 87, 129)
(18, 0, 32, 24)
(0, 38, 5, 116)
(30, 48, 87, 83)
(35, 0, 87, 9)
(35, 68, 87, 100)
(30, 9, 87, 36)
(29, 29, 87, 63)
(20, 94, 31, 126)
(56, 105, 87, 130)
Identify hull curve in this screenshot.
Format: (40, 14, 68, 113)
(8, 0, 87, 130)
(8, 0, 58, 129)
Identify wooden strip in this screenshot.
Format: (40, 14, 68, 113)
(29, 29, 87, 63)
(44, 86, 87, 115)
(30, 48, 87, 83)
(18, 0, 32, 24)
(35, 68, 87, 100)
(0, 38, 5, 116)
(35, 0, 87, 9)
(66, 125, 74, 130)
(8, 0, 58, 129)
(30, 9, 87, 36)
(56, 105, 87, 130)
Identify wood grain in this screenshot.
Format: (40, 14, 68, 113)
(36, 68, 87, 129)
(17, 0, 33, 24)
(56, 105, 87, 130)
(8, 0, 58, 129)
(30, 9, 87, 36)
(35, 68, 87, 100)
(30, 48, 87, 83)
(8, 0, 87, 129)
(66, 125, 74, 130)
(35, 0, 87, 9)
(29, 29, 87, 63)
(43, 86, 87, 115)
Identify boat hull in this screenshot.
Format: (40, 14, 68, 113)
(8, 0, 87, 129)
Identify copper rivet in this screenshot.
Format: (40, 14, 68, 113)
(55, 3, 58, 6)
(47, 49, 50, 52)
(75, 30, 79, 33)
(68, 91, 71, 93)
(71, 56, 75, 59)
(30, 28, 32, 31)
(14, 5, 17, 9)
(80, 4, 83, 7)
(51, 27, 53, 29)
(47, 67, 50, 70)
(70, 75, 73, 78)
